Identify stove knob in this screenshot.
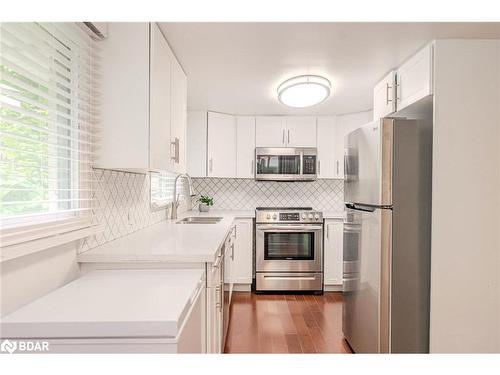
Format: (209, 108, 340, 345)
(314, 213, 320, 220)
(272, 214, 277, 220)
(301, 213, 307, 219)
(308, 213, 314, 219)
(266, 214, 271, 219)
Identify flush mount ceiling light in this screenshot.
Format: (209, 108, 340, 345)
(277, 75, 331, 108)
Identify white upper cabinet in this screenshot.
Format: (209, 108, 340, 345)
(170, 57, 188, 173)
(255, 116, 287, 147)
(255, 116, 317, 148)
(207, 112, 237, 178)
(335, 111, 372, 179)
(373, 44, 434, 121)
(373, 70, 396, 121)
(96, 23, 187, 173)
(316, 116, 336, 179)
(285, 116, 317, 147)
(96, 23, 150, 171)
(149, 22, 172, 171)
(236, 116, 256, 178)
(187, 111, 208, 177)
(396, 43, 433, 112)
(324, 219, 344, 286)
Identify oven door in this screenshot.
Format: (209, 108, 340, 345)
(256, 224, 323, 272)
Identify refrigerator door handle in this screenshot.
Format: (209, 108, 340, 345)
(345, 202, 393, 212)
(345, 203, 376, 212)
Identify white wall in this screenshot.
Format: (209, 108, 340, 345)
(1, 242, 80, 316)
(430, 39, 500, 353)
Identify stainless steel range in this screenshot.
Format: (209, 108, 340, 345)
(255, 207, 324, 293)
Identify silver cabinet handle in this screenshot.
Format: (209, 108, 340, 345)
(386, 83, 393, 105)
(336, 161, 340, 175)
(287, 129, 290, 144)
(282, 129, 285, 144)
(395, 82, 401, 102)
(327, 224, 329, 239)
(251, 160, 254, 175)
(171, 137, 179, 163)
(209, 158, 213, 174)
(318, 160, 321, 175)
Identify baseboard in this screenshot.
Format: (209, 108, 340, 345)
(233, 284, 252, 292)
(324, 284, 343, 292)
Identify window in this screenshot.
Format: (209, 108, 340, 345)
(0, 23, 96, 244)
(150, 171, 177, 209)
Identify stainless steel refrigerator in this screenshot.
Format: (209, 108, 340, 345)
(342, 117, 432, 353)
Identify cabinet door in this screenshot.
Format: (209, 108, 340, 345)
(316, 116, 336, 178)
(171, 58, 188, 173)
(230, 219, 253, 284)
(207, 286, 219, 353)
(396, 43, 433, 112)
(324, 220, 344, 285)
(149, 23, 173, 171)
(187, 111, 208, 177)
(207, 112, 237, 177)
(286, 116, 317, 147)
(373, 70, 396, 121)
(236, 116, 256, 178)
(96, 22, 150, 171)
(255, 116, 286, 147)
(334, 111, 373, 179)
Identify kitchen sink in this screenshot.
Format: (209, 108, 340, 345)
(176, 217, 223, 224)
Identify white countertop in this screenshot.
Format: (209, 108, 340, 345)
(78, 210, 254, 264)
(1, 269, 205, 339)
(77, 209, 343, 264)
(323, 211, 345, 220)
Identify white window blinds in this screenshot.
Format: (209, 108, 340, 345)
(0, 22, 96, 231)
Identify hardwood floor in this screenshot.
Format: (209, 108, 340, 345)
(224, 292, 353, 354)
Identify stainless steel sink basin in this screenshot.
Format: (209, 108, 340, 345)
(176, 217, 223, 224)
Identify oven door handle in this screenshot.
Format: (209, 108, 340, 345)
(257, 225, 323, 231)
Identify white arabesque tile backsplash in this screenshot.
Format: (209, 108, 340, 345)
(80, 171, 344, 253)
(192, 178, 344, 212)
(79, 169, 190, 253)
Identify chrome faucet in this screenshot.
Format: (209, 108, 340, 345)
(171, 173, 197, 220)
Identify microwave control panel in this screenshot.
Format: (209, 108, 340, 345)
(303, 155, 317, 175)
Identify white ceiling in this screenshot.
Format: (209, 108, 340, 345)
(159, 22, 500, 116)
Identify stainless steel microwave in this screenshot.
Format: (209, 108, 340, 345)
(255, 147, 317, 181)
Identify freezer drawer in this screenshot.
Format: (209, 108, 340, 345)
(256, 272, 323, 291)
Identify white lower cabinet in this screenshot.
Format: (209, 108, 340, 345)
(324, 219, 344, 286)
(175, 286, 206, 353)
(229, 219, 253, 285)
(206, 248, 223, 353)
